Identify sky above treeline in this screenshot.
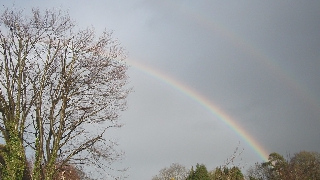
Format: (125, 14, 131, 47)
(2, 1, 320, 179)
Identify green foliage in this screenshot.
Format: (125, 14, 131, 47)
(187, 163, 210, 180)
(211, 166, 244, 180)
(0, 131, 30, 180)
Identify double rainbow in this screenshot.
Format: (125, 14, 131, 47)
(120, 1, 319, 162)
(128, 59, 270, 162)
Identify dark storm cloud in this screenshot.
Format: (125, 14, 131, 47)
(1, 1, 320, 179)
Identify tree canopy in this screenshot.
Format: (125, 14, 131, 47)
(152, 163, 189, 180)
(211, 166, 244, 180)
(247, 151, 320, 180)
(152, 150, 320, 180)
(0, 7, 129, 179)
(186, 163, 210, 180)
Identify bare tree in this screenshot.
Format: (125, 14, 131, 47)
(0, 7, 130, 180)
(152, 163, 189, 180)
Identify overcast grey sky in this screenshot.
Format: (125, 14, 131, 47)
(2, 0, 320, 179)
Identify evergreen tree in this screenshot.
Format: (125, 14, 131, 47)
(187, 163, 210, 180)
(186, 166, 194, 180)
(212, 166, 244, 180)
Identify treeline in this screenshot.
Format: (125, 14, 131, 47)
(152, 150, 320, 180)
(247, 151, 320, 180)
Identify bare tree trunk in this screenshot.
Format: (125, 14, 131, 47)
(0, 7, 129, 179)
(0, 13, 29, 179)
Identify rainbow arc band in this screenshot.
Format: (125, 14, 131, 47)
(160, 0, 320, 112)
(118, 2, 319, 162)
(128, 59, 269, 162)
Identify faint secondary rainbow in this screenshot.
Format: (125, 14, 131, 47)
(187, 10, 320, 113)
(160, 0, 320, 114)
(128, 59, 269, 162)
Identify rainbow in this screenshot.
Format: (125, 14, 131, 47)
(158, 0, 320, 113)
(127, 59, 270, 162)
(119, 1, 318, 163)
(189, 13, 320, 113)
